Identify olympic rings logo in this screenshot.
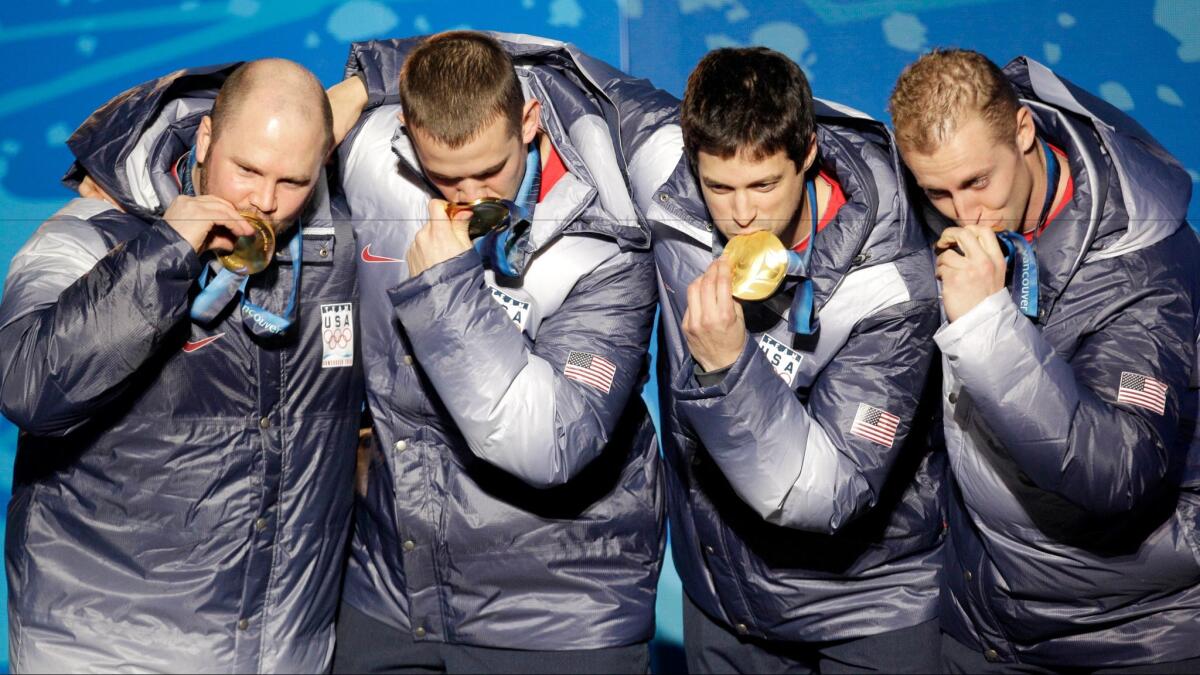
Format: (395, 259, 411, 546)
(324, 326, 352, 348)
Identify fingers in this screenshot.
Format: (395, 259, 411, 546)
(934, 227, 968, 252)
(685, 271, 704, 330)
(967, 224, 1007, 268)
(687, 259, 739, 330)
(197, 195, 256, 238)
(714, 258, 733, 312)
(429, 199, 452, 226)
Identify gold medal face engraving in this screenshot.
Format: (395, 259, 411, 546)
(218, 212, 276, 275)
(724, 230, 791, 301)
(446, 198, 512, 239)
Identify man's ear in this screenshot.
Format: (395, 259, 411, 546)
(1015, 105, 1037, 155)
(520, 99, 541, 145)
(800, 132, 819, 174)
(195, 115, 214, 164)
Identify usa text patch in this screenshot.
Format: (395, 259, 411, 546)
(757, 333, 803, 386)
(488, 286, 530, 332)
(320, 303, 354, 368)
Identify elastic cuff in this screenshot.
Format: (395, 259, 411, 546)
(674, 336, 757, 400)
(694, 363, 732, 388)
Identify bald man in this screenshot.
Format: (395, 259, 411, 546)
(0, 59, 362, 672)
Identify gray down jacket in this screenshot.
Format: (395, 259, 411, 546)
(934, 57, 1200, 668)
(637, 98, 947, 643)
(335, 33, 678, 649)
(0, 64, 362, 673)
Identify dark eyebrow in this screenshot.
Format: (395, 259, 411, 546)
(426, 158, 508, 184)
(749, 174, 782, 186)
(702, 174, 781, 190)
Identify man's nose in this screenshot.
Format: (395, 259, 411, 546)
(951, 192, 981, 226)
(455, 181, 490, 203)
(731, 191, 756, 228)
(249, 180, 276, 215)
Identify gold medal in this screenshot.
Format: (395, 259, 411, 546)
(218, 212, 276, 276)
(446, 198, 514, 239)
(723, 230, 792, 301)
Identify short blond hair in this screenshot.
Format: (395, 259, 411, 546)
(889, 49, 1020, 155)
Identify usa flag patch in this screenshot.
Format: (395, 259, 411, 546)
(1117, 371, 1168, 415)
(850, 403, 900, 447)
(564, 351, 616, 394)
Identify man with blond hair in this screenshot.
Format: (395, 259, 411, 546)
(891, 48, 1200, 673)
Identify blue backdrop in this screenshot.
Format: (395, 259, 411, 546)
(0, 1, 1197, 671)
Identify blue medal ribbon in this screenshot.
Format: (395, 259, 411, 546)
(179, 147, 303, 336)
(474, 142, 540, 278)
(786, 179, 820, 336)
(997, 230, 1039, 319)
(998, 138, 1058, 320)
(189, 232, 302, 337)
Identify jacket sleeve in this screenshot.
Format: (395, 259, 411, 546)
(673, 296, 940, 532)
(937, 280, 1193, 516)
(0, 213, 201, 436)
(388, 245, 656, 488)
(343, 39, 413, 109)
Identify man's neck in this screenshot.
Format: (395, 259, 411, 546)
(1022, 141, 1067, 234)
(783, 170, 832, 248)
(537, 130, 552, 172)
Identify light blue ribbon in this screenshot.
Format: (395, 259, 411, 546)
(473, 142, 540, 278)
(180, 146, 302, 336)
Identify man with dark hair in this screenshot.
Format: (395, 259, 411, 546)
(0, 59, 362, 672)
(890, 49, 1200, 673)
(325, 31, 674, 673)
(637, 46, 945, 673)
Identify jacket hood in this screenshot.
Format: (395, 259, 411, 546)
(1005, 56, 1191, 259)
(62, 64, 240, 220)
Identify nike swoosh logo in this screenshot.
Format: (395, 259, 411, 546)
(182, 333, 226, 353)
(361, 244, 404, 263)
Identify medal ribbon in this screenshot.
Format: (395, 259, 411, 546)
(179, 147, 303, 337)
(473, 142, 540, 278)
(998, 138, 1058, 320)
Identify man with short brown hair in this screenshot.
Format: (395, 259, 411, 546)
(327, 31, 675, 673)
(891, 49, 1200, 673)
(642, 46, 944, 674)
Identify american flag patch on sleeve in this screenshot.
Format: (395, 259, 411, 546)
(564, 351, 617, 394)
(850, 403, 900, 447)
(1117, 371, 1168, 415)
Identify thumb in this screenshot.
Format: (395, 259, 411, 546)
(449, 209, 472, 242)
